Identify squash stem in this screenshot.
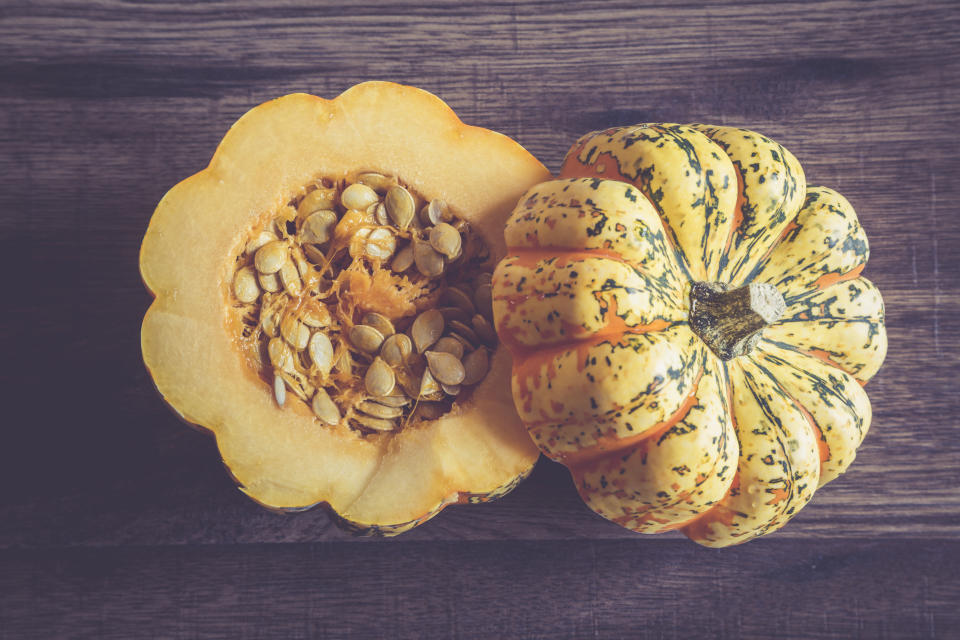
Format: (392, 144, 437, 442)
(688, 281, 786, 360)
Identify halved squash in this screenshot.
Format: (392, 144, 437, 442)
(140, 82, 548, 534)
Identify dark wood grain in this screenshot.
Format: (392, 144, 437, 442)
(3, 539, 959, 640)
(1, 0, 958, 636)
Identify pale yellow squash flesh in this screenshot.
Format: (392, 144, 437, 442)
(141, 82, 548, 533)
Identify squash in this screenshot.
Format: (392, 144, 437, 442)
(493, 123, 887, 547)
(140, 82, 547, 534)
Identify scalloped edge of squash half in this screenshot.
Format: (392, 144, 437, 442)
(140, 81, 547, 534)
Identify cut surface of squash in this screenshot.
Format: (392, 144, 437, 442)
(141, 82, 547, 533)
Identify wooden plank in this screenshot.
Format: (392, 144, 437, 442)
(0, 0, 958, 548)
(2, 539, 958, 639)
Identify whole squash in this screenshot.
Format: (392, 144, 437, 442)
(141, 82, 547, 534)
(493, 124, 887, 547)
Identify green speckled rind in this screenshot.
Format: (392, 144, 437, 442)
(764, 277, 886, 382)
(570, 352, 737, 533)
(687, 124, 806, 287)
(493, 123, 887, 547)
(562, 124, 738, 281)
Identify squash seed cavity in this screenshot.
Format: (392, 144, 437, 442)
(229, 172, 498, 437)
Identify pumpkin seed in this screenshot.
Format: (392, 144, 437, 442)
(246, 231, 277, 256)
(441, 382, 461, 396)
(397, 369, 422, 399)
(385, 185, 415, 230)
(373, 202, 390, 226)
(334, 348, 353, 374)
(280, 315, 310, 351)
(391, 245, 414, 272)
(348, 227, 372, 258)
(279, 370, 311, 402)
(447, 332, 475, 354)
(419, 368, 443, 401)
(473, 282, 493, 318)
(298, 188, 337, 217)
(357, 172, 397, 194)
(350, 324, 385, 353)
(255, 241, 289, 274)
(413, 239, 444, 277)
(448, 320, 479, 345)
(407, 211, 425, 232)
(429, 223, 462, 260)
(300, 210, 338, 244)
(300, 305, 330, 328)
(302, 243, 327, 265)
(380, 333, 413, 366)
(341, 183, 379, 211)
(261, 306, 279, 337)
(351, 414, 397, 433)
(425, 351, 466, 386)
(432, 336, 465, 360)
(279, 260, 302, 296)
(357, 400, 403, 419)
(438, 306, 472, 325)
(472, 314, 497, 345)
(308, 332, 334, 375)
(374, 391, 411, 407)
(233, 266, 260, 303)
(312, 388, 341, 425)
(258, 271, 280, 293)
(461, 347, 489, 385)
(365, 228, 397, 260)
(362, 312, 395, 338)
(292, 250, 312, 279)
(441, 286, 475, 314)
(411, 309, 444, 353)
(418, 205, 431, 226)
(411, 402, 444, 421)
(268, 337, 295, 372)
(420, 199, 449, 226)
(364, 357, 396, 396)
(273, 373, 287, 407)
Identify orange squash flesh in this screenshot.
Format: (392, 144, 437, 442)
(141, 82, 548, 534)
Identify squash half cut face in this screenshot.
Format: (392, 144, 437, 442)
(141, 82, 547, 534)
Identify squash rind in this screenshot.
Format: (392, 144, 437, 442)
(495, 123, 886, 547)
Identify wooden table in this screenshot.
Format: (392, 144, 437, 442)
(2, 1, 957, 637)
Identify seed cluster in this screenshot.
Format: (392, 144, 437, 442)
(231, 172, 496, 435)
